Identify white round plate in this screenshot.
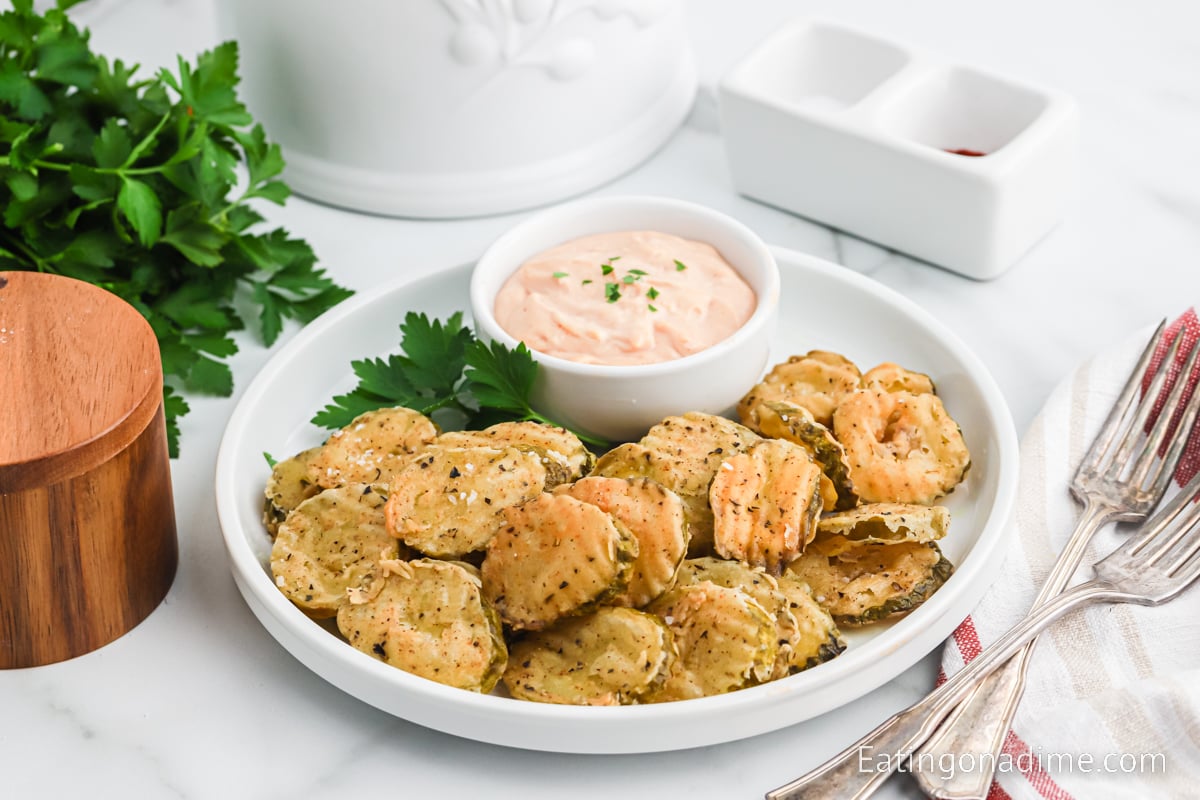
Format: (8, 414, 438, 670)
(215, 246, 1019, 754)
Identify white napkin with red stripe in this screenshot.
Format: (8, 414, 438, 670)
(938, 311, 1200, 800)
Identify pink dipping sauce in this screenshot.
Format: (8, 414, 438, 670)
(493, 231, 756, 366)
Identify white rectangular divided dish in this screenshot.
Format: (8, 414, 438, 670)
(719, 20, 1078, 280)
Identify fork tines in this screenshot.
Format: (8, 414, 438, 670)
(1075, 321, 1200, 499)
(1121, 467, 1200, 579)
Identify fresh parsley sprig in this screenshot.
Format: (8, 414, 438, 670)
(0, 1, 352, 455)
(312, 312, 609, 448)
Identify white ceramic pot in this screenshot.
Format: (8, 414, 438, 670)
(217, 0, 696, 218)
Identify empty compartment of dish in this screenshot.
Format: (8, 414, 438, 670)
(879, 66, 1049, 156)
(720, 21, 1077, 280)
(732, 23, 910, 114)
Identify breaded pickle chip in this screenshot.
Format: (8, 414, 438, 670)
(597, 413, 759, 556)
(639, 412, 760, 465)
(787, 541, 954, 626)
(263, 446, 321, 536)
(337, 559, 507, 692)
(482, 494, 638, 631)
(309, 406, 438, 489)
(386, 446, 546, 558)
(436, 421, 593, 488)
(753, 401, 858, 512)
(592, 443, 715, 553)
(503, 607, 675, 705)
(738, 350, 861, 428)
(556, 476, 688, 608)
(833, 390, 970, 504)
(710, 439, 824, 574)
(775, 573, 847, 671)
(861, 362, 936, 395)
(812, 503, 949, 557)
(675, 557, 802, 681)
(646, 581, 777, 701)
(271, 483, 400, 618)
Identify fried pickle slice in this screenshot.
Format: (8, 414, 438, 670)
(337, 559, 507, 692)
(675, 557, 802, 681)
(812, 503, 949, 557)
(595, 413, 759, 556)
(775, 573, 847, 671)
(738, 350, 861, 428)
(270, 483, 399, 618)
(263, 446, 321, 536)
(503, 607, 674, 705)
(833, 390, 970, 504)
(385, 446, 546, 558)
(482, 494, 638, 631)
(556, 476, 689, 608)
(787, 541, 954, 626)
(861, 362, 936, 395)
(710, 439, 824, 574)
(309, 406, 438, 489)
(436, 421, 593, 489)
(753, 401, 858, 512)
(646, 582, 776, 701)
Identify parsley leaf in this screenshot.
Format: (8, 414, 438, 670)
(310, 314, 608, 448)
(0, 4, 352, 456)
(398, 311, 471, 397)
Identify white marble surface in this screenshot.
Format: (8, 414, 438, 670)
(6, 0, 1200, 798)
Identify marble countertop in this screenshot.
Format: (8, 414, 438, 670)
(6, 0, 1200, 798)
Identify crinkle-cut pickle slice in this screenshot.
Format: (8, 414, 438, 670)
(337, 559, 507, 693)
(738, 350, 861, 429)
(591, 442, 717, 556)
(595, 413, 758, 557)
(775, 573, 847, 671)
(861, 362, 936, 395)
(638, 412, 760, 465)
(833, 389, 970, 505)
(263, 445, 321, 536)
(309, 406, 438, 489)
(812, 503, 949, 557)
(386, 445, 546, 558)
(556, 476, 688, 608)
(436, 421, 593, 488)
(482, 494, 638, 631)
(270, 483, 399, 618)
(786, 541, 954, 626)
(646, 581, 777, 701)
(710, 438, 824, 575)
(753, 401, 858, 512)
(503, 607, 675, 705)
(675, 557, 802, 681)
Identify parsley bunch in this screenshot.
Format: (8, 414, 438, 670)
(313, 312, 609, 448)
(0, 0, 352, 455)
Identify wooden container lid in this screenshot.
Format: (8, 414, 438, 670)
(0, 272, 162, 492)
(0, 271, 178, 668)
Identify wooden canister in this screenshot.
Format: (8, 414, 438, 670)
(0, 271, 178, 668)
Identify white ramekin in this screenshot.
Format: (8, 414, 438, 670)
(469, 195, 780, 441)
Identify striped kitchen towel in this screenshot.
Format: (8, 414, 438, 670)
(938, 311, 1200, 800)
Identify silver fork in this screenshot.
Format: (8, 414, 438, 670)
(765, 470, 1200, 800)
(910, 320, 1200, 799)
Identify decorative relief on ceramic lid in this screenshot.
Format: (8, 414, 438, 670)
(439, 0, 669, 80)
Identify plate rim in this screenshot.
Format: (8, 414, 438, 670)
(214, 245, 1019, 752)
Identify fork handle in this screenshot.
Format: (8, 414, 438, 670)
(764, 580, 1127, 800)
(909, 501, 1116, 799)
